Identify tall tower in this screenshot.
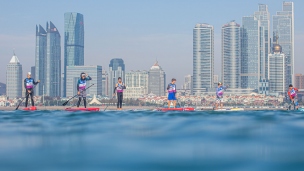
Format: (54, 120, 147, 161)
(254, 4, 270, 80)
(193, 23, 214, 95)
(108, 58, 125, 96)
(46, 21, 61, 97)
(222, 21, 241, 88)
(35, 25, 47, 95)
(148, 61, 166, 96)
(64, 12, 84, 97)
(6, 53, 22, 99)
(241, 16, 260, 89)
(273, 1, 294, 85)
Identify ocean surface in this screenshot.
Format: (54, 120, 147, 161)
(0, 109, 304, 171)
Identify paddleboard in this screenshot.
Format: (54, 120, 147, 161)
(65, 107, 100, 112)
(214, 108, 244, 111)
(23, 106, 37, 111)
(158, 107, 195, 112)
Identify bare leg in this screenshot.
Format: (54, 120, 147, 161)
(215, 103, 218, 110)
(168, 100, 171, 108)
(173, 101, 176, 108)
(220, 102, 223, 109)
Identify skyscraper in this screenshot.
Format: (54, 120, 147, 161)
(102, 70, 108, 97)
(222, 21, 241, 89)
(45, 21, 61, 97)
(35, 25, 47, 95)
(254, 4, 270, 80)
(193, 23, 214, 95)
(108, 58, 125, 96)
(148, 61, 166, 96)
(241, 16, 260, 89)
(64, 12, 84, 97)
(294, 74, 304, 89)
(6, 53, 22, 99)
(273, 2, 294, 85)
(66, 65, 102, 97)
(125, 70, 149, 99)
(268, 37, 286, 95)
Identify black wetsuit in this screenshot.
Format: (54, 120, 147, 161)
(24, 78, 39, 107)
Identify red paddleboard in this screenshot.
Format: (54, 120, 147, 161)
(23, 106, 37, 111)
(159, 107, 195, 112)
(65, 107, 100, 112)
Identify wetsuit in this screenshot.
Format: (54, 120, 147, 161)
(288, 87, 298, 110)
(167, 83, 177, 101)
(24, 78, 39, 107)
(77, 76, 92, 108)
(114, 82, 126, 108)
(216, 86, 228, 103)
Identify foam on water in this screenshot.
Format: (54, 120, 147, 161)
(0, 110, 304, 171)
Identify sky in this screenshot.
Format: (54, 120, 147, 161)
(0, 0, 303, 86)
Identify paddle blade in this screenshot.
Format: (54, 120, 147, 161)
(62, 101, 68, 106)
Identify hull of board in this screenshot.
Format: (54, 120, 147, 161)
(214, 108, 244, 111)
(23, 106, 37, 111)
(158, 107, 195, 112)
(65, 107, 100, 112)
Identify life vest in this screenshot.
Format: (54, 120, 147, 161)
(289, 88, 296, 98)
(116, 83, 124, 93)
(25, 78, 34, 89)
(78, 79, 87, 90)
(168, 83, 176, 93)
(216, 86, 224, 97)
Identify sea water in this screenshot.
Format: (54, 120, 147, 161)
(0, 110, 304, 171)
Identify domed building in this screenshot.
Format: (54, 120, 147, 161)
(268, 36, 288, 96)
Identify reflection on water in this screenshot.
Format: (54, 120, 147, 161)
(0, 110, 304, 171)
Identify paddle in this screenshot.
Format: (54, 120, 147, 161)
(104, 95, 115, 111)
(15, 85, 37, 110)
(62, 84, 95, 106)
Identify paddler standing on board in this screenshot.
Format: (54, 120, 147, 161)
(77, 72, 92, 108)
(24, 72, 40, 108)
(215, 82, 228, 110)
(113, 77, 126, 110)
(167, 78, 177, 108)
(287, 84, 299, 110)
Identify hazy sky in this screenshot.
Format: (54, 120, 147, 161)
(0, 0, 303, 86)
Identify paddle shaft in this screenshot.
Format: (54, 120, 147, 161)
(62, 84, 94, 106)
(15, 85, 36, 110)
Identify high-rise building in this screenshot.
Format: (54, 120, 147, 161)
(294, 74, 304, 89)
(148, 61, 166, 96)
(213, 75, 219, 84)
(102, 70, 108, 97)
(241, 16, 260, 89)
(6, 53, 22, 99)
(108, 58, 125, 96)
(31, 66, 35, 80)
(64, 12, 84, 97)
(193, 23, 214, 95)
(273, 2, 294, 85)
(268, 37, 286, 95)
(183, 75, 192, 91)
(254, 4, 270, 80)
(66, 65, 102, 97)
(35, 25, 47, 95)
(222, 21, 241, 88)
(45, 21, 61, 97)
(125, 70, 149, 99)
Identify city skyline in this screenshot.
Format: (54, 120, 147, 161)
(1, 0, 303, 87)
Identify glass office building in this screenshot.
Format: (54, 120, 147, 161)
(6, 53, 22, 99)
(148, 61, 166, 96)
(125, 70, 149, 99)
(45, 21, 61, 97)
(108, 58, 125, 96)
(241, 16, 260, 89)
(35, 25, 47, 95)
(64, 12, 84, 97)
(193, 23, 214, 95)
(222, 21, 241, 89)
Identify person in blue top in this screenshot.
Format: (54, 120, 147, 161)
(215, 82, 228, 110)
(24, 72, 40, 107)
(77, 72, 92, 108)
(167, 78, 177, 108)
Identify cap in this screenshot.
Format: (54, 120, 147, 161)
(218, 82, 222, 85)
(28, 72, 31, 75)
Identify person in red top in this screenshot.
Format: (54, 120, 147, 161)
(287, 84, 299, 110)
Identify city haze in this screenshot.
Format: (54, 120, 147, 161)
(0, 0, 304, 85)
